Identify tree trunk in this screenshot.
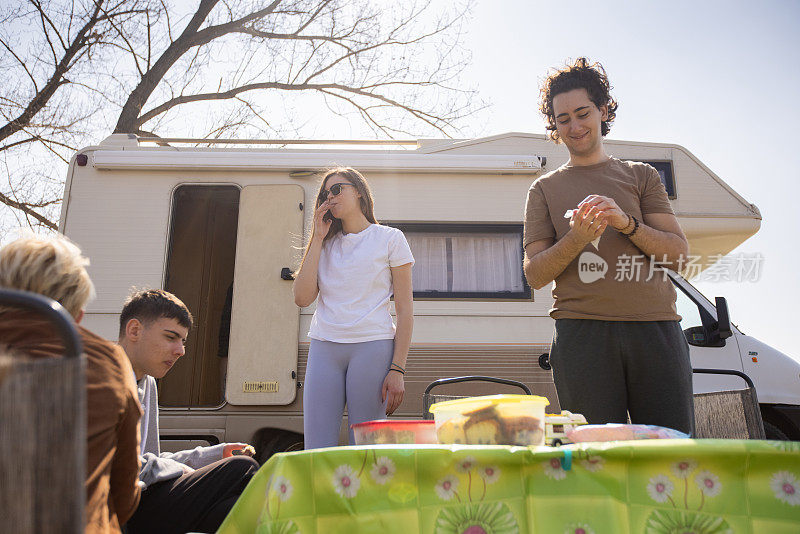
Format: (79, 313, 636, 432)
(114, 0, 220, 133)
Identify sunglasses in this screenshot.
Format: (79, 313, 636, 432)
(320, 182, 355, 201)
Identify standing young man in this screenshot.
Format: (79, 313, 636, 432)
(524, 58, 694, 435)
(118, 289, 258, 534)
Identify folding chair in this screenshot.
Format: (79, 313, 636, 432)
(692, 368, 765, 439)
(0, 289, 85, 533)
(422, 376, 532, 420)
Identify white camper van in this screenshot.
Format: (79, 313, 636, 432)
(60, 132, 800, 459)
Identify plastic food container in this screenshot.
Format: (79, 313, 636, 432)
(351, 419, 437, 445)
(429, 394, 550, 446)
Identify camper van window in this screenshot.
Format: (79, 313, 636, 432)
(387, 224, 531, 300)
(637, 160, 676, 199)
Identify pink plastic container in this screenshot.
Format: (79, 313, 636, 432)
(351, 419, 437, 445)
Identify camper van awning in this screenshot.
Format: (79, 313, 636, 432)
(91, 151, 544, 174)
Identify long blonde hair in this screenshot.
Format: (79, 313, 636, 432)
(0, 234, 95, 319)
(296, 167, 378, 272)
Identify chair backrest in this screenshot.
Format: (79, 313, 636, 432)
(0, 289, 86, 534)
(692, 368, 765, 440)
(422, 376, 532, 420)
(693, 388, 765, 439)
(422, 394, 468, 420)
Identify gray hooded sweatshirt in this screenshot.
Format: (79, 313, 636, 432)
(137, 376, 225, 488)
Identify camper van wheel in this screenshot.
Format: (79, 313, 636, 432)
(256, 431, 304, 464)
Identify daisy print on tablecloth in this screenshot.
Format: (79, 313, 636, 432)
(332, 465, 360, 499)
(644, 509, 732, 534)
(694, 470, 722, 498)
(258, 475, 297, 529)
(434, 502, 519, 534)
(435, 475, 460, 502)
(645, 465, 723, 512)
(272, 476, 293, 502)
(770, 471, 800, 506)
(580, 455, 605, 473)
(646, 475, 675, 504)
(479, 465, 500, 485)
(564, 522, 595, 534)
(455, 456, 477, 473)
(370, 456, 396, 485)
(543, 457, 567, 480)
(670, 459, 698, 479)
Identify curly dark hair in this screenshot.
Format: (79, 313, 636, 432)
(539, 57, 618, 143)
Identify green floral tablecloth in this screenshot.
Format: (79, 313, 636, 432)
(218, 439, 800, 533)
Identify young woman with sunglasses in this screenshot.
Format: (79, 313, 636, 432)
(293, 167, 414, 449)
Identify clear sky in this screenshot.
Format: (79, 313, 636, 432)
(459, 0, 800, 361)
(2, 0, 797, 363)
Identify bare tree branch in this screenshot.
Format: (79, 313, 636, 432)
(0, 190, 57, 229)
(114, 0, 285, 132)
(2, 0, 481, 231)
(0, 36, 40, 92)
(136, 80, 456, 134)
(0, 0, 105, 144)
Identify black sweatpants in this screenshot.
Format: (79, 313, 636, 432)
(126, 456, 259, 534)
(550, 319, 695, 436)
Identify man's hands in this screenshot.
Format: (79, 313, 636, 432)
(223, 443, 255, 458)
(568, 201, 609, 245)
(382, 370, 405, 415)
(567, 194, 635, 245)
(578, 195, 630, 229)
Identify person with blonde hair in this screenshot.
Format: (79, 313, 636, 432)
(0, 234, 142, 534)
(293, 167, 414, 449)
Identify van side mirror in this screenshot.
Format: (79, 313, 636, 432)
(714, 297, 733, 340)
(684, 326, 707, 346)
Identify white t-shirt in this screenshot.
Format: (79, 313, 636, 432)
(308, 224, 414, 343)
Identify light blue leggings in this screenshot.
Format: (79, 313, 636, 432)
(303, 339, 394, 449)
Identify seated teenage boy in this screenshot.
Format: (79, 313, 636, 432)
(118, 289, 258, 534)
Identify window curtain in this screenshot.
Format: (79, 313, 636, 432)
(405, 232, 522, 293)
(406, 233, 448, 292)
(451, 234, 523, 292)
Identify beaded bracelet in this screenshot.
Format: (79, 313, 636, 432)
(622, 215, 640, 237)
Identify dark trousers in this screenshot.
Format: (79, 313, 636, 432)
(126, 456, 259, 534)
(550, 319, 695, 436)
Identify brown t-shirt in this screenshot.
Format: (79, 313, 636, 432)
(0, 310, 142, 533)
(523, 157, 680, 321)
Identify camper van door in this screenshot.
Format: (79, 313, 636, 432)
(227, 184, 304, 405)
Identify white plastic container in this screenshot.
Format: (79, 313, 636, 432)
(429, 394, 550, 446)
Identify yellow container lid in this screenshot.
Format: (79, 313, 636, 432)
(429, 394, 549, 414)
